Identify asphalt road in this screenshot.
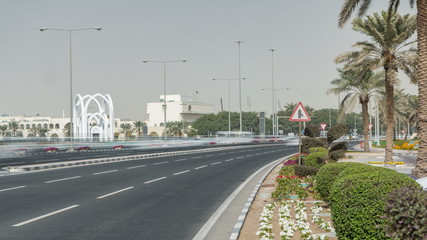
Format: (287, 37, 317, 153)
(0, 144, 296, 240)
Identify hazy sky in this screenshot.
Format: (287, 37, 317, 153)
(0, 1, 417, 120)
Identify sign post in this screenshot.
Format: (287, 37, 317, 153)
(289, 102, 311, 165)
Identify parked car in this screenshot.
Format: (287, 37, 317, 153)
(113, 145, 125, 150)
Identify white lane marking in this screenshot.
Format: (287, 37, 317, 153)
(144, 176, 167, 184)
(246, 154, 253, 157)
(173, 170, 190, 176)
(93, 170, 118, 175)
(225, 158, 234, 162)
(255, 153, 262, 156)
(175, 158, 188, 162)
(192, 156, 202, 159)
(153, 161, 169, 165)
(236, 156, 244, 159)
(127, 165, 147, 169)
(195, 165, 208, 170)
(0, 186, 26, 192)
(96, 186, 134, 199)
(211, 162, 221, 165)
(12, 205, 79, 227)
(206, 154, 215, 157)
(218, 153, 226, 156)
(45, 176, 81, 184)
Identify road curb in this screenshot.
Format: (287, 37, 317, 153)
(229, 154, 294, 240)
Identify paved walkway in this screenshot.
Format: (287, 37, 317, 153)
(345, 142, 417, 177)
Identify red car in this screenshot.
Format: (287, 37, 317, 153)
(113, 145, 125, 150)
(44, 147, 59, 153)
(76, 146, 91, 151)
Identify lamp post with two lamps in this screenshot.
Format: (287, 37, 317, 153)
(40, 27, 102, 143)
(142, 59, 187, 144)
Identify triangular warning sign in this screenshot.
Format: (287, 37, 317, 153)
(289, 102, 311, 122)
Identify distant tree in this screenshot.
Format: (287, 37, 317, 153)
(166, 121, 190, 136)
(132, 120, 146, 137)
(0, 125, 7, 137)
(120, 123, 132, 139)
(7, 119, 21, 137)
(63, 122, 71, 137)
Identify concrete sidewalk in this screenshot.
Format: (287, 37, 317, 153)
(344, 143, 417, 177)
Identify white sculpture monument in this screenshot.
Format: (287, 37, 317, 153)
(73, 93, 114, 141)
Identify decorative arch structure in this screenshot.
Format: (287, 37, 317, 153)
(73, 93, 114, 141)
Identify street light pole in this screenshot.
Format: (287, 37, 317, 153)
(40, 27, 102, 143)
(213, 77, 244, 137)
(142, 59, 186, 144)
(235, 41, 243, 133)
(262, 87, 289, 136)
(269, 49, 276, 136)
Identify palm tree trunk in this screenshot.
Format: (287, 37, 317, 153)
(413, 0, 427, 178)
(384, 67, 395, 163)
(361, 100, 370, 152)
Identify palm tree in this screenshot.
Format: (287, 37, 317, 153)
(328, 69, 383, 151)
(0, 125, 7, 137)
(338, 0, 427, 183)
(166, 121, 189, 137)
(120, 123, 132, 140)
(7, 119, 21, 137)
(405, 94, 419, 137)
(335, 11, 417, 162)
(132, 120, 146, 138)
(63, 122, 71, 137)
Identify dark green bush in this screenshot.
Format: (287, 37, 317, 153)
(301, 137, 327, 154)
(294, 165, 319, 177)
(327, 124, 348, 144)
(304, 125, 320, 138)
(304, 151, 327, 168)
(314, 162, 364, 202)
(330, 170, 419, 240)
(328, 149, 346, 162)
(382, 185, 427, 240)
(329, 141, 348, 152)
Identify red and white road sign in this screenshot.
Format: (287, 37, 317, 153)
(289, 102, 311, 122)
(320, 123, 327, 131)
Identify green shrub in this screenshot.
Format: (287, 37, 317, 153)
(330, 170, 419, 240)
(382, 185, 427, 240)
(294, 165, 319, 177)
(309, 147, 328, 153)
(327, 124, 348, 144)
(329, 141, 348, 152)
(304, 151, 327, 168)
(314, 162, 364, 202)
(301, 137, 327, 154)
(278, 165, 295, 176)
(304, 125, 320, 138)
(337, 163, 396, 179)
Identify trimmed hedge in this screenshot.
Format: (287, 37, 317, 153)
(301, 137, 327, 154)
(327, 124, 348, 144)
(330, 170, 419, 240)
(329, 141, 348, 152)
(314, 162, 364, 202)
(309, 147, 328, 153)
(304, 151, 327, 168)
(304, 125, 320, 138)
(328, 149, 346, 162)
(337, 163, 395, 179)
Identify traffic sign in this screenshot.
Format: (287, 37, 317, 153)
(289, 102, 311, 122)
(320, 123, 327, 131)
(368, 124, 373, 130)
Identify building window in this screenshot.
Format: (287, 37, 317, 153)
(26, 124, 30, 129)
(32, 124, 36, 128)
(55, 124, 60, 129)
(43, 124, 48, 129)
(49, 124, 54, 129)
(20, 124, 24, 130)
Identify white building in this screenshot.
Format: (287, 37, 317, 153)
(146, 95, 214, 136)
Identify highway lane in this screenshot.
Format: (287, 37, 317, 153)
(0, 143, 264, 168)
(0, 144, 296, 239)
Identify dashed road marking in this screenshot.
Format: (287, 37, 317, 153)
(93, 170, 118, 175)
(175, 158, 188, 162)
(195, 165, 208, 170)
(96, 186, 134, 199)
(45, 176, 81, 184)
(127, 165, 147, 169)
(144, 176, 167, 184)
(12, 205, 80, 227)
(173, 170, 190, 176)
(0, 186, 26, 192)
(153, 161, 169, 165)
(211, 162, 221, 165)
(225, 159, 234, 162)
